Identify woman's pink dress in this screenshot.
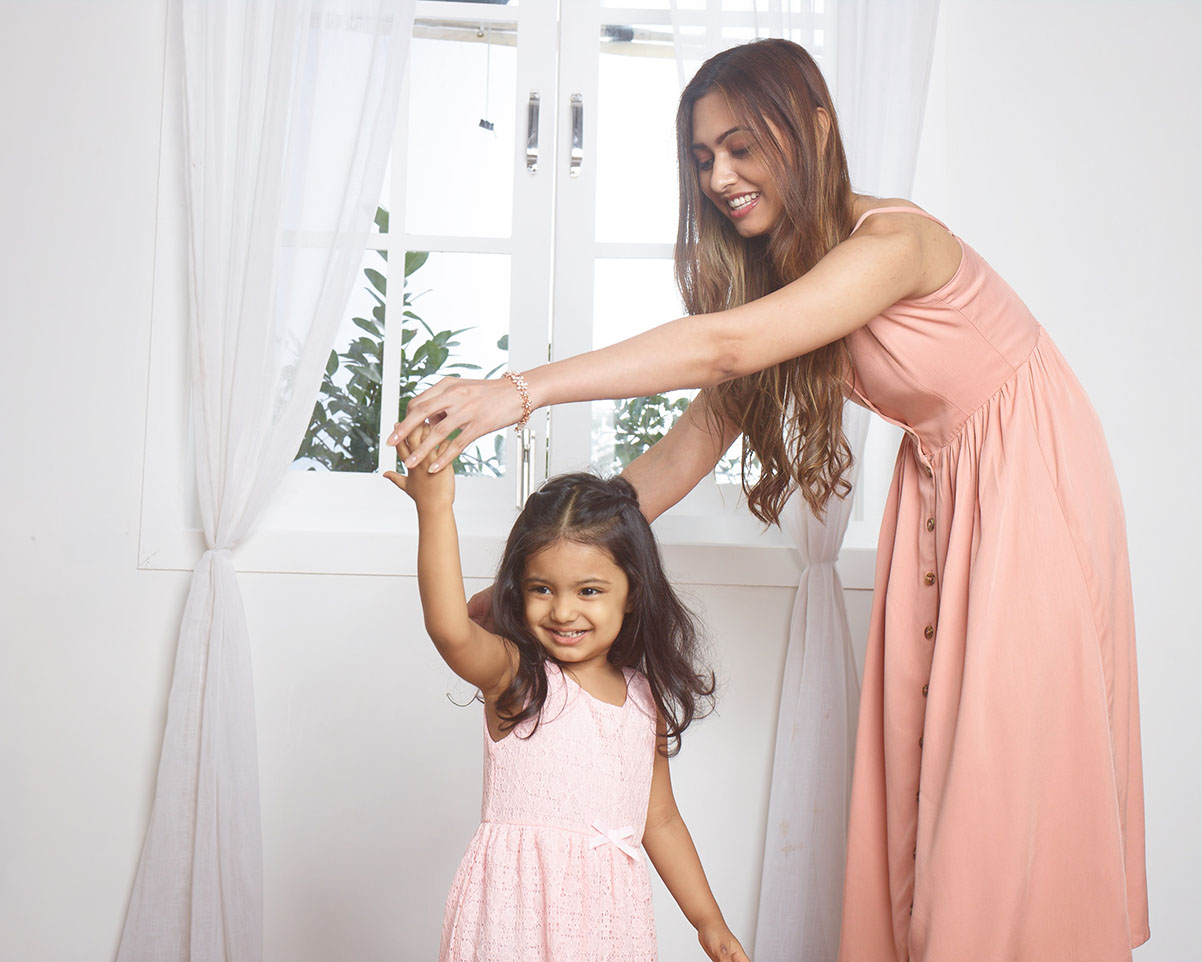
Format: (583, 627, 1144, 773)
(439, 662, 659, 961)
(837, 207, 1149, 962)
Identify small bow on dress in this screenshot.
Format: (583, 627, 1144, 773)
(589, 821, 640, 860)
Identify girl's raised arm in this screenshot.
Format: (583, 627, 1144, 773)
(643, 711, 751, 962)
(385, 426, 514, 697)
(390, 213, 940, 472)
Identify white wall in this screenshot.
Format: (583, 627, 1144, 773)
(910, 4, 1202, 959)
(1, 2, 1197, 961)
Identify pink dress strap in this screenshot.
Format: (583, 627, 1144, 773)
(851, 205, 949, 235)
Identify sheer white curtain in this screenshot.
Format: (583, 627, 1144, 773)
(667, 3, 940, 959)
(755, 404, 868, 960)
(755, 5, 939, 960)
(116, 2, 413, 960)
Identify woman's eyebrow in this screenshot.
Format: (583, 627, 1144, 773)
(691, 125, 745, 151)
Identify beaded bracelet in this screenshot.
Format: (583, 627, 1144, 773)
(502, 370, 533, 432)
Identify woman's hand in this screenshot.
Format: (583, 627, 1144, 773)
(386, 375, 526, 474)
(382, 422, 454, 507)
(698, 922, 751, 962)
(466, 584, 496, 631)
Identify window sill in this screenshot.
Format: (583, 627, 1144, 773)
(138, 472, 880, 589)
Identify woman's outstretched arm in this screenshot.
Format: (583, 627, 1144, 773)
(391, 214, 939, 471)
(622, 388, 741, 523)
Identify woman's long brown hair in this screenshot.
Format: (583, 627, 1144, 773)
(675, 39, 856, 522)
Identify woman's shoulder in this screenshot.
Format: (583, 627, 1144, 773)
(850, 197, 948, 236)
(848, 197, 963, 300)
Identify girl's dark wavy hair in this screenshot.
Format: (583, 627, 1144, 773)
(490, 473, 714, 756)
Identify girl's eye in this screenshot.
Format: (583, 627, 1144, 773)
(579, 587, 601, 597)
(528, 585, 550, 595)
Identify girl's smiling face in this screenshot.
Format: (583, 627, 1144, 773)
(522, 539, 630, 673)
(689, 91, 781, 238)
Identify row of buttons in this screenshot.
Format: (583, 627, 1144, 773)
(911, 448, 938, 923)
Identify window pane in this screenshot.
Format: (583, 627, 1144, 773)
(372, 157, 391, 232)
(294, 247, 389, 473)
(405, 25, 517, 238)
(399, 252, 512, 477)
(589, 257, 746, 482)
(293, 246, 512, 477)
(590, 259, 692, 472)
(595, 25, 680, 244)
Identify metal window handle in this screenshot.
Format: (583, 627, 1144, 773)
(518, 426, 534, 506)
(526, 92, 540, 173)
(570, 93, 584, 177)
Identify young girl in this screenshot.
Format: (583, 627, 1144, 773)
(385, 423, 750, 962)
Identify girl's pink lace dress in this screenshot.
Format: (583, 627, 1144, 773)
(439, 662, 659, 962)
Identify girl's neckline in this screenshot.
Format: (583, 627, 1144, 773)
(558, 664, 630, 709)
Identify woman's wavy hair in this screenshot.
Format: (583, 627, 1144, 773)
(490, 473, 714, 756)
(675, 38, 856, 522)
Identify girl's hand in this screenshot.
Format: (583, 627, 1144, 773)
(698, 922, 751, 962)
(383, 421, 454, 507)
(385, 375, 527, 474)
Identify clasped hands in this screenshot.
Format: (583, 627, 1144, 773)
(385, 375, 527, 475)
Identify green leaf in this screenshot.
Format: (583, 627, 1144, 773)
(325, 352, 339, 376)
(404, 250, 429, 276)
(364, 267, 387, 296)
(374, 207, 389, 232)
(496, 334, 509, 351)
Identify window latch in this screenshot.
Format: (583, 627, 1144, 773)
(526, 92, 540, 173)
(569, 93, 584, 177)
(518, 426, 534, 507)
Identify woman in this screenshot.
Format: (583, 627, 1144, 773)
(389, 39, 1148, 962)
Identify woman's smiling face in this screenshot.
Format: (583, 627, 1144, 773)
(689, 91, 781, 238)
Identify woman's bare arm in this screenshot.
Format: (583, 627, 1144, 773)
(391, 214, 944, 470)
(622, 388, 741, 523)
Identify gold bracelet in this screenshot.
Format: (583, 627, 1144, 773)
(502, 371, 533, 432)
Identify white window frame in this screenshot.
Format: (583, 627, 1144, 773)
(138, 0, 880, 590)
